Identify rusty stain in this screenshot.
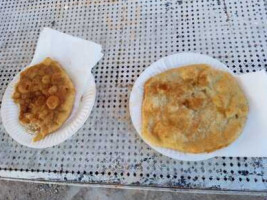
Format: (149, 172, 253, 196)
(115, 83, 133, 90)
(130, 30, 136, 41)
(105, 5, 141, 31)
(85, 0, 121, 6)
(70, 1, 80, 6)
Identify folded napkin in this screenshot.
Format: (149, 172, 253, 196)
(216, 70, 267, 157)
(31, 27, 103, 122)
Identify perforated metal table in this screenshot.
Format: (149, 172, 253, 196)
(0, 0, 266, 193)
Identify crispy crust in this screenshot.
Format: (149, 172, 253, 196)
(142, 64, 249, 153)
(13, 58, 75, 141)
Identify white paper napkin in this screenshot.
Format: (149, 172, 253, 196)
(215, 71, 267, 157)
(130, 52, 267, 160)
(31, 27, 103, 122)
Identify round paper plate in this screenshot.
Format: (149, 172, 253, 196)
(1, 72, 96, 148)
(129, 52, 236, 161)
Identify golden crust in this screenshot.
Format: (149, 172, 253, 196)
(142, 64, 249, 153)
(13, 58, 75, 142)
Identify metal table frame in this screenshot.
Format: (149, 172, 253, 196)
(0, 0, 266, 193)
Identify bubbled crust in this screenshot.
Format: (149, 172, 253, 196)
(13, 58, 75, 142)
(142, 64, 249, 153)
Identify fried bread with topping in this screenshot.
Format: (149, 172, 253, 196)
(13, 58, 75, 141)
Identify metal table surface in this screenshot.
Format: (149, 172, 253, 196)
(0, 0, 266, 192)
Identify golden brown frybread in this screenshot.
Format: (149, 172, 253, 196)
(13, 58, 75, 141)
(142, 64, 249, 153)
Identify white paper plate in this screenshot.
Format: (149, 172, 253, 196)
(1, 72, 96, 149)
(130, 52, 238, 161)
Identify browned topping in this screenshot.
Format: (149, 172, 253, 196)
(13, 57, 75, 141)
(46, 95, 60, 110)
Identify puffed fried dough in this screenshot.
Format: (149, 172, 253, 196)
(142, 64, 249, 153)
(13, 57, 75, 141)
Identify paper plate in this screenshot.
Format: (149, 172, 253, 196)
(129, 52, 237, 161)
(1, 72, 96, 148)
